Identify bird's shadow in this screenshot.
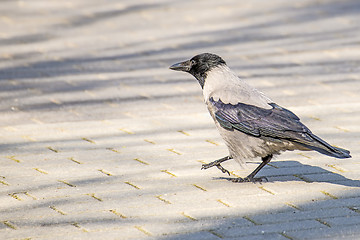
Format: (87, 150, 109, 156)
(214, 160, 360, 187)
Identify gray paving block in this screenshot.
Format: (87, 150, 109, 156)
(250, 207, 357, 225)
(216, 219, 324, 238)
(161, 230, 220, 240)
(1, 0, 360, 239)
(286, 224, 360, 240)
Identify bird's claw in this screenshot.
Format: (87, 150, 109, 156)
(201, 162, 230, 176)
(215, 164, 230, 176)
(229, 176, 268, 183)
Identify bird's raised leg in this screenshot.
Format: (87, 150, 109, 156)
(201, 156, 232, 175)
(231, 154, 273, 183)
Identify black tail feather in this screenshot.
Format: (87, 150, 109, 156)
(299, 133, 351, 159)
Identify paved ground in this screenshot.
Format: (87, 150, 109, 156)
(1, 0, 360, 239)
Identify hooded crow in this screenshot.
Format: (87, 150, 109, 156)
(170, 53, 351, 182)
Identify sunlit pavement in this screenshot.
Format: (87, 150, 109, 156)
(1, 1, 360, 239)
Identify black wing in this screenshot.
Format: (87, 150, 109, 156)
(209, 97, 351, 159)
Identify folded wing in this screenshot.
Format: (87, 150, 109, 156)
(210, 97, 351, 159)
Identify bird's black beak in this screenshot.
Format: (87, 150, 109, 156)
(169, 60, 191, 72)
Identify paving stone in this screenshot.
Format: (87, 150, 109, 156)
(216, 219, 324, 238)
(1, 0, 360, 239)
(286, 224, 360, 240)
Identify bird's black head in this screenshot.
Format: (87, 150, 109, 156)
(169, 53, 226, 88)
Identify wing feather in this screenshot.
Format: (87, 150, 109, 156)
(209, 97, 350, 158)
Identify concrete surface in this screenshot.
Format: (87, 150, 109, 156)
(1, 0, 360, 239)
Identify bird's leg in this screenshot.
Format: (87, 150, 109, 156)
(201, 156, 232, 175)
(231, 154, 273, 183)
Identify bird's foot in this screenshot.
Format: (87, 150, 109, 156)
(229, 176, 268, 183)
(202, 162, 230, 176)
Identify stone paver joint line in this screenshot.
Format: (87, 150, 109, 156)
(216, 199, 231, 207)
(58, 180, 76, 188)
(296, 153, 312, 159)
(3, 221, 17, 230)
(293, 174, 313, 183)
(144, 139, 156, 144)
(308, 115, 321, 121)
(258, 186, 276, 195)
(68, 157, 83, 164)
(24, 192, 38, 200)
(181, 212, 197, 221)
(86, 193, 103, 202)
(334, 126, 350, 132)
(49, 206, 67, 215)
(22, 135, 36, 142)
(243, 216, 261, 226)
(192, 184, 207, 192)
(279, 232, 295, 240)
(8, 193, 22, 201)
(156, 195, 171, 204)
(106, 147, 121, 153)
(82, 137, 96, 144)
(133, 158, 149, 165)
(0, 180, 9, 186)
(134, 226, 152, 236)
(33, 168, 48, 174)
(205, 139, 220, 146)
(124, 181, 140, 190)
(208, 229, 224, 238)
(98, 169, 112, 176)
(160, 169, 177, 177)
(326, 164, 347, 173)
(109, 210, 127, 218)
(47, 147, 59, 153)
(267, 163, 279, 169)
(320, 191, 338, 199)
(21, 136, 36, 142)
(119, 128, 134, 135)
(315, 218, 331, 228)
(197, 160, 207, 164)
(72, 223, 88, 232)
(167, 148, 182, 155)
(177, 130, 190, 136)
(285, 202, 302, 211)
(31, 118, 44, 124)
(69, 109, 81, 116)
(6, 156, 21, 163)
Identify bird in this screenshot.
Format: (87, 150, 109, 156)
(169, 53, 351, 182)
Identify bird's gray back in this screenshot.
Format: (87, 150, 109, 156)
(203, 65, 272, 108)
(203, 65, 306, 165)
